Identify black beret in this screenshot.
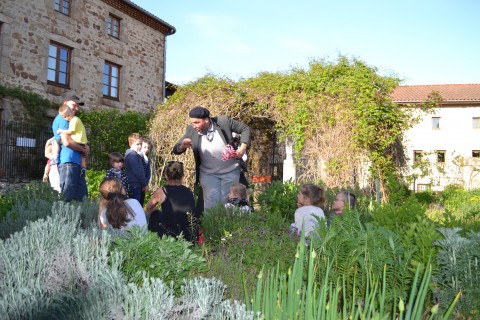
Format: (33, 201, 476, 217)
(188, 106, 210, 118)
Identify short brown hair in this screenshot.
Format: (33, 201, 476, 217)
(108, 152, 124, 167)
(300, 184, 325, 208)
(128, 133, 142, 146)
(229, 182, 247, 200)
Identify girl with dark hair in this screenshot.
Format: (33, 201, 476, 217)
(146, 161, 197, 242)
(104, 152, 131, 196)
(98, 177, 147, 229)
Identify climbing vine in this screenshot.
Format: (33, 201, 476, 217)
(0, 84, 57, 125)
(149, 56, 436, 197)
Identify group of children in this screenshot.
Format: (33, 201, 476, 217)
(291, 185, 357, 238)
(45, 102, 353, 241)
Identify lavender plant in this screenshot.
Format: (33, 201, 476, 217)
(0, 201, 257, 319)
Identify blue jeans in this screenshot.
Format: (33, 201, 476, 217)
(59, 162, 88, 201)
(129, 186, 145, 207)
(200, 168, 240, 210)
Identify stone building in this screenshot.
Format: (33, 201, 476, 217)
(0, 0, 175, 121)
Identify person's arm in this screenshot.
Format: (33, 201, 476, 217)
(57, 128, 73, 135)
(98, 200, 108, 229)
(60, 133, 89, 156)
(227, 117, 251, 157)
(172, 126, 194, 154)
(45, 140, 54, 159)
(145, 187, 166, 213)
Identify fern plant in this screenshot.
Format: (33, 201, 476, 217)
(311, 210, 417, 310)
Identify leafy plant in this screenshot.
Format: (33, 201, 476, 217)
(0, 181, 61, 224)
(0, 202, 254, 319)
(86, 169, 105, 200)
(0, 84, 57, 124)
(247, 236, 458, 319)
(110, 228, 208, 294)
(311, 211, 418, 306)
(79, 109, 151, 170)
(254, 180, 299, 221)
(434, 228, 480, 317)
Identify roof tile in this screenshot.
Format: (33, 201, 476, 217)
(392, 84, 480, 103)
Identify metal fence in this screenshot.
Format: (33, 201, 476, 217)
(0, 120, 51, 181)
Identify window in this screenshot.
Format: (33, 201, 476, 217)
(473, 150, 480, 158)
(473, 117, 480, 129)
(55, 0, 70, 15)
(413, 150, 423, 163)
(48, 42, 71, 86)
(432, 117, 440, 129)
(417, 184, 431, 192)
(108, 15, 121, 39)
(437, 151, 446, 164)
(103, 62, 120, 99)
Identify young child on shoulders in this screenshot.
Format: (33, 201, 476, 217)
(291, 184, 325, 237)
(54, 103, 88, 173)
(105, 152, 131, 196)
(225, 182, 254, 213)
(124, 133, 148, 206)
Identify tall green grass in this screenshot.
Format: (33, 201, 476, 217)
(247, 236, 459, 319)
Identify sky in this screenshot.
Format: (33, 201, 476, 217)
(132, 0, 480, 86)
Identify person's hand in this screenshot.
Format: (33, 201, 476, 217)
(82, 145, 90, 157)
(236, 144, 247, 158)
(56, 128, 62, 134)
(180, 138, 193, 151)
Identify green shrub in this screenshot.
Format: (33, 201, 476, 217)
(370, 193, 427, 230)
(80, 109, 150, 170)
(0, 181, 61, 223)
(200, 203, 297, 301)
(86, 169, 105, 200)
(254, 180, 299, 221)
(434, 228, 480, 317)
(110, 228, 208, 294)
(0, 201, 254, 319)
(312, 211, 416, 304)
(402, 215, 442, 268)
(432, 185, 480, 232)
(249, 236, 458, 319)
(414, 190, 435, 205)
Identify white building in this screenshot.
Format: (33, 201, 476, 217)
(393, 84, 480, 191)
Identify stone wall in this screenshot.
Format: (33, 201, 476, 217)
(0, 0, 174, 121)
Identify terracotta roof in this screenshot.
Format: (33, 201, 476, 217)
(392, 84, 480, 104)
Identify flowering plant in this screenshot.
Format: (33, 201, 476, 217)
(222, 145, 238, 160)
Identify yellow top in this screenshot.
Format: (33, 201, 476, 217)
(69, 116, 88, 144)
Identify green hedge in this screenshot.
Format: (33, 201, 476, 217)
(79, 109, 151, 170)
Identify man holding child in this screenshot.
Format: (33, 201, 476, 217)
(52, 94, 89, 201)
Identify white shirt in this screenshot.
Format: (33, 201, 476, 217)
(100, 198, 147, 229)
(294, 205, 325, 237)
